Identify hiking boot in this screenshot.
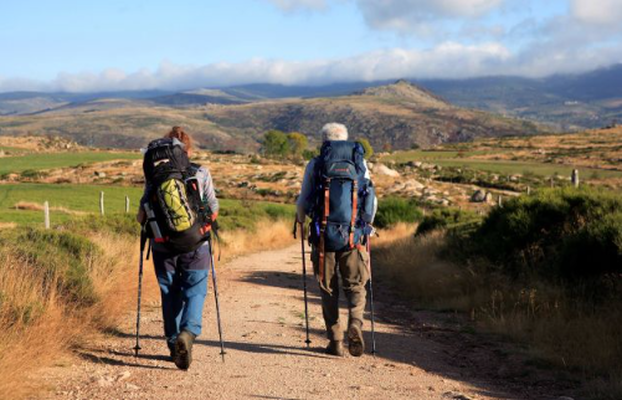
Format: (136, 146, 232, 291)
(174, 330, 195, 370)
(348, 324, 365, 357)
(325, 340, 344, 356)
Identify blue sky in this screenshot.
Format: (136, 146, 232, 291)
(1, 0, 621, 92)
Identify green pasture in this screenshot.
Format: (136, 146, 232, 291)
(0, 183, 295, 229)
(383, 150, 622, 178)
(0, 183, 143, 225)
(0, 151, 141, 175)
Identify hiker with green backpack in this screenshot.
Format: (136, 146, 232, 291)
(296, 123, 377, 357)
(136, 126, 220, 370)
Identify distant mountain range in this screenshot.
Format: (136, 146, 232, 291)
(2, 63, 621, 131)
(0, 64, 620, 151)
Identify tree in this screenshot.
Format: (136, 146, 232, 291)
(287, 132, 308, 158)
(356, 138, 374, 159)
(262, 130, 289, 157)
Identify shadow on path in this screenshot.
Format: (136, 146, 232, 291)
(244, 269, 578, 400)
(78, 351, 175, 371)
(106, 329, 331, 360)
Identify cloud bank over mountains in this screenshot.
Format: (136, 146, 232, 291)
(1, 0, 621, 93)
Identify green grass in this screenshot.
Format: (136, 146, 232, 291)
(217, 199, 295, 231)
(0, 145, 26, 153)
(0, 183, 296, 230)
(0, 183, 144, 225)
(0, 151, 141, 175)
(383, 150, 622, 178)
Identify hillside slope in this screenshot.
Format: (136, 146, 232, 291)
(0, 81, 541, 151)
(203, 80, 541, 149)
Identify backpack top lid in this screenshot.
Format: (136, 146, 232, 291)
(143, 138, 190, 183)
(319, 140, 365, 180)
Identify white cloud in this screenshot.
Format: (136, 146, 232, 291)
(570, 0, 622, 25)
(4, 41, 618, 93)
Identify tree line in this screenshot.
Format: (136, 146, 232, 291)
(261, 129, 374, 160)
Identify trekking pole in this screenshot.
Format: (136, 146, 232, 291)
(209, 236, 226, 362)
(366, 233, 377, 356)
(134, 228, 147, 357)
(297, 220, 312, 348)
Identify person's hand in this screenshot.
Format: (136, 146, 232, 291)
(136, 208, 146, 224)
(211, 211, 219, 221)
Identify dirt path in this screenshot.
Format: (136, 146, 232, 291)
(37, 244, 573, 400)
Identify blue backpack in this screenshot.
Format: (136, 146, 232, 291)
(308, 141, 375, 256)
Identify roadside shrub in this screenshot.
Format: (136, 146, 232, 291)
(374, 197, 423, 229)
(475, 187, 622, 282)
(20, 169, 49, 179)
(302, 148, 319, 161)
(64, 214, 138, 237)
(356, 138, 374, 159)
(416, 208, 481, 236)
(0, 228, 99, 306)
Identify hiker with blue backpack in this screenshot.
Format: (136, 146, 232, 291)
(296, 123, 377, 357)
(136, 126, 223, 370)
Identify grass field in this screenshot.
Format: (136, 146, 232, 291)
(0, 183, 144, 225)
(383, 149, 622, 178)
(0, 183, 295, 228)
(0, 151, 141, 175)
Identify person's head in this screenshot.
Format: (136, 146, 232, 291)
(166, 126, 193, 155)
(320, 123, 348, 142)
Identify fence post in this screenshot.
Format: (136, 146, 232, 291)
(125, 196, 130, 214)
(550, 177, 554, 188)
(99, 191, 105, 216)
(527, 186, 531, 195)
(44, 201, 50, 229)
(571, 169, 580, 188)
(498, 195, 503, 207)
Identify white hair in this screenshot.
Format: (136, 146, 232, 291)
(320, 123, 348, 142)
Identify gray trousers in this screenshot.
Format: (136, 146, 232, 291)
(312, 247, 370, 341)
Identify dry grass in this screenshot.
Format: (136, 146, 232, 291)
(374, 230, 477, 310)
(13, 201, 88, 216)
(0, 218, 293, 399)
(0, 222, 17, 230)
(373, 222, 416, 246)
(219, 219, 295, 261)
(0, 232, 157, 399)
(374, 228, 622, 399)
(0, 253, 76, 398)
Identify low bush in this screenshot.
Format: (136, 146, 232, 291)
(374, 197, 423, 229)
(474, 187, 622, 283)
(416, 207, 481, 236)
(217, 200, 295, 231)
(0, 228, 100, 306)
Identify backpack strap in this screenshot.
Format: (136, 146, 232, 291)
(318, 177, 331, 283)
(349, 180, 357, 249)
